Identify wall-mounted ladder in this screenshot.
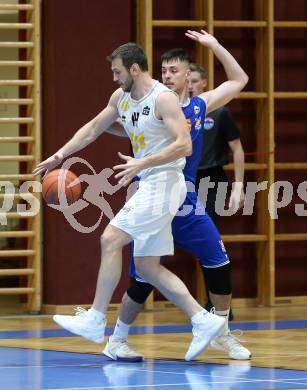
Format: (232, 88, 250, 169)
(0, 0, 41, 312)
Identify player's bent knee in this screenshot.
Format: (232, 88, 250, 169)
(127, 279, 154, 304)
(100, 225, 129, 254)
(100, 226, 121, 254)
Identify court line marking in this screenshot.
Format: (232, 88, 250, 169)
(1, 362, 307, 383)
(44, 385, 254, 390)
(111, 366, 307, 384)
(43, 378, 307, 390)
(1, 360, 307, 388)
(0, 363, 105, 369)
(2, 362, 307, 385)
(249, 354, 307, 358)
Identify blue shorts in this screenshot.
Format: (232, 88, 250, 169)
(130, 191, 230, 280)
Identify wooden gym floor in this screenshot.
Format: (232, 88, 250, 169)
(0, 304, 307, 389)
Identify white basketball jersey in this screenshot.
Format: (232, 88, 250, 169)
(117, 81, 185, 178)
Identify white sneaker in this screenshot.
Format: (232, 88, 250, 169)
(53, 307, 106, 343)
(210, 330, 252, 360)
(185, 311, 226, 361)
(103, 337, 144, 362)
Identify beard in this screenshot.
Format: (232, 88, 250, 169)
(122, 76, 134, 92)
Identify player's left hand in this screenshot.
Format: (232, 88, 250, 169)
(229, 183, 245, 211)
(185, 30, 218, 50)
(113, 152, 146, 186)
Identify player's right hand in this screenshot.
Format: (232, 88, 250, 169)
(32, 152, 64, 177)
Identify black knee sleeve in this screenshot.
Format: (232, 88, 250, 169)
(126, 278, 154, 304)
(202, 263, 232, 295)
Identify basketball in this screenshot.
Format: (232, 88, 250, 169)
(42, 169, 81, 205)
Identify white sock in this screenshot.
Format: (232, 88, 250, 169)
(88, 307, 105, 323)
(112, 318, 130, 341)
(191, 309, 208, 324)
(215, 308, 230, 334)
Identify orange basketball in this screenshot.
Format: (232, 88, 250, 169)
(42, 169, 81, 205)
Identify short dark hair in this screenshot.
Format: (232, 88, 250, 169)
(107, 42, 148, 71)
(161, 48, 190, 64)
(189, 63, 206, 79)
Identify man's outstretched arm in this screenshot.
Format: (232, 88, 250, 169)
(186, 30, 248, 114)
(33, 88, 123, 175)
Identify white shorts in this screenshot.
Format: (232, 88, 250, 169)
(110, 170, 186, 257)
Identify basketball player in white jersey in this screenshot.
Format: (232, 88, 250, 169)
(33, 35, 242, 360)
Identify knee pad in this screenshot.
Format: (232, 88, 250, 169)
(127, 278, 154, 304)
(203, 263, 232, 295)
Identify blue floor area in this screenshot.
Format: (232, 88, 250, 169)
(1, 318, 307, 339)
(0, 347, 307, 390)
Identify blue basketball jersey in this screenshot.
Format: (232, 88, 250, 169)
(182, 96, 207, 184)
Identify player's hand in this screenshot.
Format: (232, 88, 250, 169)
(229, 183, 245, 211)
(113, 152, 146, 186)
(185, 30, 218, 49)
(32, 152, 64, 177)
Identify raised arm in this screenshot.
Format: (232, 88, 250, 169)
(186, 30, 248, 114)
(33, 89, 123, 175)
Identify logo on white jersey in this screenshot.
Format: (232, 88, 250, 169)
(120, 100, 129, 112)
(142, 106, 150, 115)
(131, 112, 140, 127)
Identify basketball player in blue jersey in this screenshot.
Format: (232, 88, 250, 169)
(33, 33, 246, 362)
(104, 32, 251, 362)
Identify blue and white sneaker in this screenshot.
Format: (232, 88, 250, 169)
(103, 336, 144, 362)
